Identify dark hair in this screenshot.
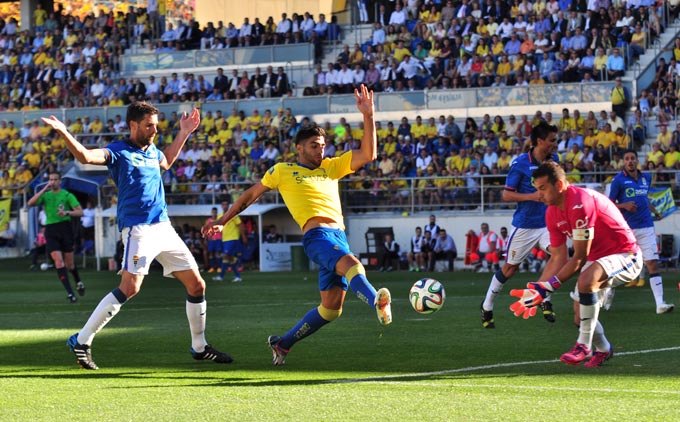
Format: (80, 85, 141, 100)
(126, 101, 159, 127)
(623, 149, 638, 158)
(532, 161, 565, 185)
(531, 120, 558, 146)
(293, 124, 326, 145)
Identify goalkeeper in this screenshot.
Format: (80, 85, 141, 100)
(509, 162, 642, 368)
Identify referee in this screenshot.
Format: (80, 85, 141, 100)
(28, 172, 85, 303)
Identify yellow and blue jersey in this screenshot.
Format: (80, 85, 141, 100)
(261, 151, 354, 231)
(221, 214, 242, 242)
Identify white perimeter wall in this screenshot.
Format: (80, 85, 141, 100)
(345, 211, 680, 261)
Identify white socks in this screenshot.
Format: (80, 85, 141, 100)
(649, 275, 665, 307)
(186, 300, 207, 352)
(77, 292, 125, 346)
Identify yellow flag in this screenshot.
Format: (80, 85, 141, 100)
(0, 198, 10, 226)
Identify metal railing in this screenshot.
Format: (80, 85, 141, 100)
(77, 170, 680, 216)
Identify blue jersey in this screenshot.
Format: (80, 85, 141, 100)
(105, 141, 169, 231)
(608, 170, 654, 229)
(505, 149, 559, 229)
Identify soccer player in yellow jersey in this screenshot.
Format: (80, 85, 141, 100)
(213, 201, 246, 282)
(202, 85, 392, 365)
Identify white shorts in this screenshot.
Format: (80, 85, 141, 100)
(633, 227, 659, 261)
(121, 221, 198, 277)
(571, 249, 643, 303)
(505, 227, 551, 265)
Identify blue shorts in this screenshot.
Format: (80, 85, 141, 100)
(303, 227, 352, 292)
(208, 239, 222, 253)
(222, 240, 243, 257)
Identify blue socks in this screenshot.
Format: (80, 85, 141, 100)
(280, 307, 330, 349)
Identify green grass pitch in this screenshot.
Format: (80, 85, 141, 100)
(1, 259, 679, 421)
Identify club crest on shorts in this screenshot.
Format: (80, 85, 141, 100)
(132, 255, 146, 268)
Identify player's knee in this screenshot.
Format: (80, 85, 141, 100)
(119, 284, 141, 298)
(318, 304, 342, 321)
(503, 263, 517, 278)
(345, 263, 366, 281)
(186, 279, 206, 297)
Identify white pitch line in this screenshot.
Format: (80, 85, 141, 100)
(327, 346, 680, 384)
(364, 381, 680, 395)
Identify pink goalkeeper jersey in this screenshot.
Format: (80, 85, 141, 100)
(546, 185, 638, 261)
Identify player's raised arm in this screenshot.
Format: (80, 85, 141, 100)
(160, 108, 200, 170)
(201, 182, 271, 237)
(350, 84, 376, 171)
(41, 116, 108, 165)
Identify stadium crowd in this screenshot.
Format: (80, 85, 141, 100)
(303, 0, 668, 95)
(1, 1, 680, 212)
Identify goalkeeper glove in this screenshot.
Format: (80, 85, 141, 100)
(509, 289, 540, 319)
(509, 276, 562, 319)
(526, 275, 562, 299)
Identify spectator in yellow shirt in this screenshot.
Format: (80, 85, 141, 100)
(392, 40, 411, 62)
(409, 116, 426, 138)
(217, 121, 233, 145)
(656, 124, 672, 151)
(246, 109, 263, 131)
(595, 124, 616, 149)
(201, 111, 216, 132)
(613, 127, 630, 152)
(496, 150, 512, 172)
(88, 115, 104, 135)
(565, 143, 584, 168)
(557, 108, 575, 133)
(664, 144, 680, 168)
(646, 142, 665, 166)
(22, 147, 42, 174)
(351, 122, 364, 139)
(375, 121, 388, 141)
(14, 164, 33, 188)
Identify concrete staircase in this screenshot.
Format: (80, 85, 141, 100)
(622, 18, 680, 147)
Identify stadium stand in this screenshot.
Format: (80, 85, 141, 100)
(1, 2, 680, 222)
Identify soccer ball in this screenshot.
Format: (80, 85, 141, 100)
(409, 278, 445, 314)
(40, 263, 49, 271)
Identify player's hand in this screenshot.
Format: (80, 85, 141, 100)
(526, 276, 562, 299)
(509, 288, 542, 319)
(354, 84, 374, 116)
(201, 223, 223, 238)
(41, 115, 67, 133)
(179, 108, 201, 133)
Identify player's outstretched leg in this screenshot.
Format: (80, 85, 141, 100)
(375, 287, 392, 325)
(67, 333, 98, 370)
(67, 288, 128, 369)
(267, 335, 290, 366)
(345, 264, 392, 325)
(267, 305, 337, 365)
